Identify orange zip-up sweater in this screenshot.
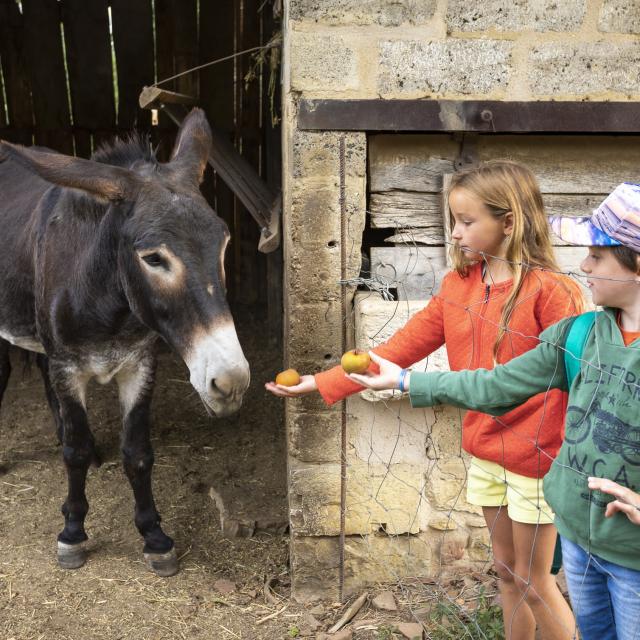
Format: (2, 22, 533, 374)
(315, 263, 584, 478)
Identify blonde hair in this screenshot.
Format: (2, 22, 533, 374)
(447, 160, 560, 361)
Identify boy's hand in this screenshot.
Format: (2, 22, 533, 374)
(265, 375, 318, 398)
(346, 351, 404, 391)
(588, 477, 640, 525)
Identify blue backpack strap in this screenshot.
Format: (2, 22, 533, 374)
(564, 311, 598, 388)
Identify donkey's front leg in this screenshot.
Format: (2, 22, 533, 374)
(50, 366, 94, 570)
(116, 359, 177, 577)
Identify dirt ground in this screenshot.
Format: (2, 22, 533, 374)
(0, 315, 302, 639)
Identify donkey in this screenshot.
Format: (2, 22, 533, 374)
(0, 108, 250, 576)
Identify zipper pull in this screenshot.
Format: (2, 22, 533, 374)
(484, 284, 490, 303)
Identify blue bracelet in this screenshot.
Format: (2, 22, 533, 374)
(398, 369, 408, 392)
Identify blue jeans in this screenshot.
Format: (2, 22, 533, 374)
(561, 536, 640, 640)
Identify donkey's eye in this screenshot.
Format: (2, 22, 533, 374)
(141, 252, 167, 269)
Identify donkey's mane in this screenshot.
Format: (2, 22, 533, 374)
(91, 133, 157, 169)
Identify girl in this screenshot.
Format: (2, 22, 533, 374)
(267, 161, 583, 640)
(348, 182, 640, 640)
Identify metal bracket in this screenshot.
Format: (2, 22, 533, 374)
(453, 132, 478, 171)
(139, 86, 280, 253)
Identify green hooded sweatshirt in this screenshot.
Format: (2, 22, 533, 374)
(409, 308, 640, 570)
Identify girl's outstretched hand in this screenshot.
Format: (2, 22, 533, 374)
(588, 477, 640, 526)
(346, 351, 404, 391)
(265, 375, 318, 398)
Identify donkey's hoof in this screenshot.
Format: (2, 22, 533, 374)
(144, 547, 179, 577)
(57, 540, 87, 570)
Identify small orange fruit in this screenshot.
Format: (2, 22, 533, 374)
(275, 368, 301, 387)
(340, 349, 371, 374)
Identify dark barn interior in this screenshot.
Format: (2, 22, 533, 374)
(0, 4, 289, 635)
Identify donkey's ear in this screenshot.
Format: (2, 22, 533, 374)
(169, 108, 211, 185)
(0, 141, 141, 202)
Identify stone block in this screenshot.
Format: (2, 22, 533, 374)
(292, 130, 367, 181)
(289, 463, 428, 535)
(353, 293, 449, 402)
(347, 396, 430, 466)
(528, 42, 640, 96)
(287, 300, 343, 364)
(425, 457, 482, 515)
(599, 0, 640, 34)
(290, 0, 437, 26)
(289, 408, 342, 464)
(447, 0, 586, 32)
(291, 532, 434, 601)
(468, 527, 492, 562)
(290, 32, 360, 92)
(428, 405, 463, 458)
(378, 39, 512, 97)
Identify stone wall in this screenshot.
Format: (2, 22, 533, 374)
(281, 0, 640, 601)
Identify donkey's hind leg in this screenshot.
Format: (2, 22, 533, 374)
(116, 357, 177, 577)
(0, 339, 11, 410)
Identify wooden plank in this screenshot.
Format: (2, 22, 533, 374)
(370, 192, 608, 234)
(21, 0, 73, 153)
(199, 0, 237, 303)
(61, 0, 115, 156)
(110, 0, 154, 130)
(370, 246, 588, 300)
(369, 134, 640, 195)
(0, 0, 33, 145)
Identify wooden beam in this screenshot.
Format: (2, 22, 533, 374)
(299, 100, 640, 133)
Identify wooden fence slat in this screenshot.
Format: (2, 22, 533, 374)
(370, 192, 609, 235)
(61, 0, 115, 157)
(262, 1, 283, 339)
(21, 0, 72, 154)
(0, 0, 33, 145)
(200, 0, 237, 303)
(235, 0, 264, 306)
(370, 246, 588, 300)
(110, 0, 154, 130)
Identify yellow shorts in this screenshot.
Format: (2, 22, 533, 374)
(466, 457, 555, 525)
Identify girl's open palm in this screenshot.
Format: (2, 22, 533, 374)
(265, 375, 318, 398)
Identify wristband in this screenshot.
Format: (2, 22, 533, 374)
(398, 368, 408, 392)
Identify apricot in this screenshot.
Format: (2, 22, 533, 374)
(340, 349, 371, 374)
(275, 368, 301, 387)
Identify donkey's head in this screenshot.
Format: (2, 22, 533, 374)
(0, 109, 250, 417)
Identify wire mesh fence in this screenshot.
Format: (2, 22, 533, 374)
(331, 223, 640, 639)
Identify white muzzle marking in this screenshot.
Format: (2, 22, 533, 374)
(184, 322, 250, 417)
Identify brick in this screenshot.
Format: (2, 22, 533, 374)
(378, 39, 512, 97)
(447, 0, 586, 32)
(599, 0, 640, 34)
(529, 42, 640, 96)
(290, 0, 437, 26)
(290, 32, 359, 91)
